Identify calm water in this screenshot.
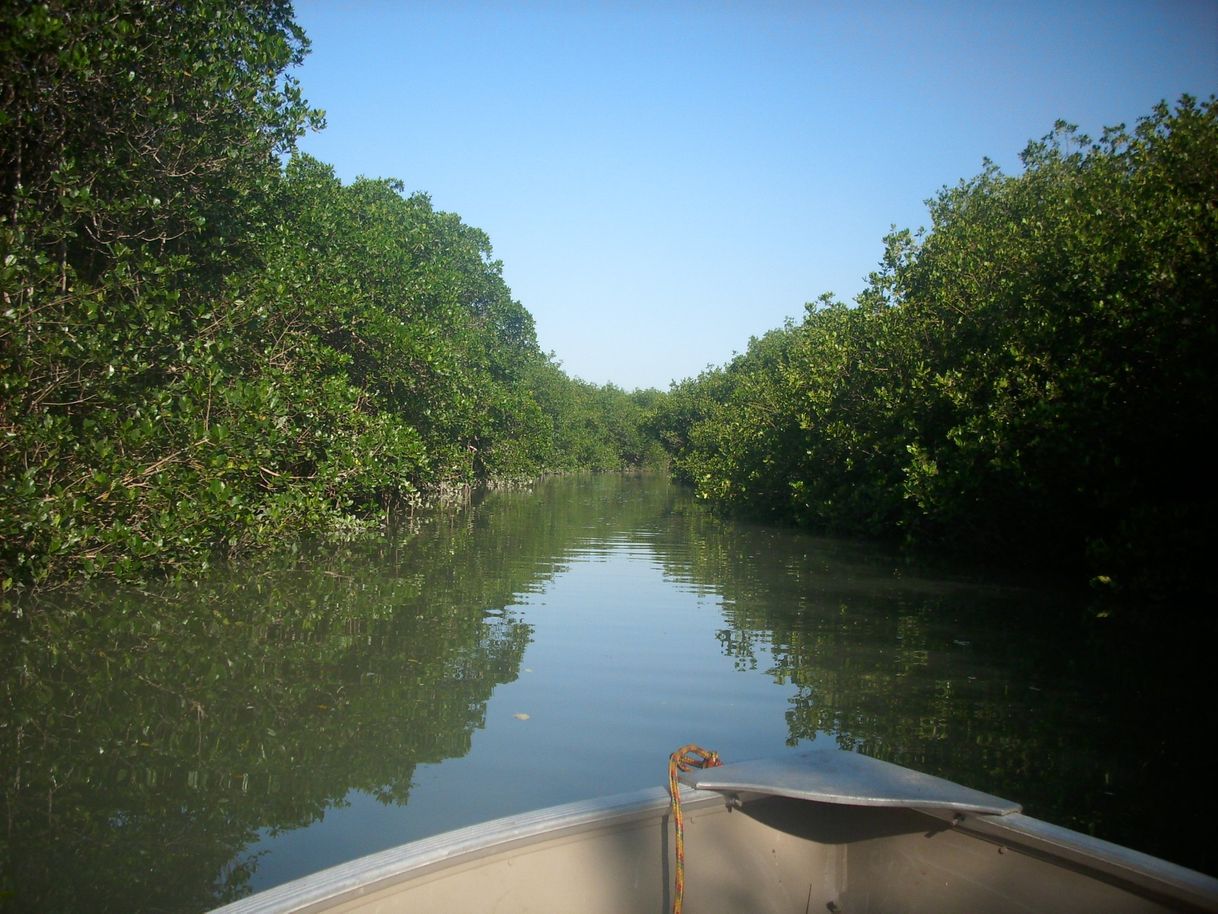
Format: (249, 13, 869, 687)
(1, 474, 1213, 911)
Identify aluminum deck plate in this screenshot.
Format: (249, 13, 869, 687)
(683, 749, 1021, 816)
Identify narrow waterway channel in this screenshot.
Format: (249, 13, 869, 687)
(2, 474, 1213, 911)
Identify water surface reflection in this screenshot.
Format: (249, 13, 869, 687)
(2, 474, 1212, 911)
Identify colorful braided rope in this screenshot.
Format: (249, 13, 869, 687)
(668, 744, 722, 914)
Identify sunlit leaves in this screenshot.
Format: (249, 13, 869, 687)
(0, 4, 662, 590)
(655, 97, 1218, 599)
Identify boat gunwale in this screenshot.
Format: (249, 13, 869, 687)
(952, 810, 1218, 913)
(209, 785, 723, 914)
(209, 750, 1218, 914)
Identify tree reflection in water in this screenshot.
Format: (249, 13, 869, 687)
(1, 510, 539, 913)
(3, 474, 1214, 911)
(654, 505, 1215, 876)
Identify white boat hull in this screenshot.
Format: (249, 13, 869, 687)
(212, 750, 1218, 913)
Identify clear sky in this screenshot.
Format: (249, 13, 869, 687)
(291, 0, 1216, 391)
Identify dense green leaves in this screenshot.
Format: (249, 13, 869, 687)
(2, 0, 322, 588)
(656, 97, 1218, 600)
(14, 2, 1207, 603)
(1, 3, 660, 591)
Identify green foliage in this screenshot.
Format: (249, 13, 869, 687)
(0, 0, 318, 278)
(518, 357, 667, 472)
(897, 101, 1218, 589)
(1, 3, 658, 590)
(656, 97, 1218, 598)
(1, 0, 322, 587)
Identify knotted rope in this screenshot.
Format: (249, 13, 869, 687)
(668, 744, 722, 914)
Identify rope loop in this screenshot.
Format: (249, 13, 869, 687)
(668, 744, 723, 914)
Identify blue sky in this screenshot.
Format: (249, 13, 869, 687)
(291, 1, 1216, 391)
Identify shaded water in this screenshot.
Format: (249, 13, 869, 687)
(1, 474, 1213, 911)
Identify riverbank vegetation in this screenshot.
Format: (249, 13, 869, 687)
(652, 96, 1217, 601)
(4, 4, 1213, 604)
(0, 1, 661, 591)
